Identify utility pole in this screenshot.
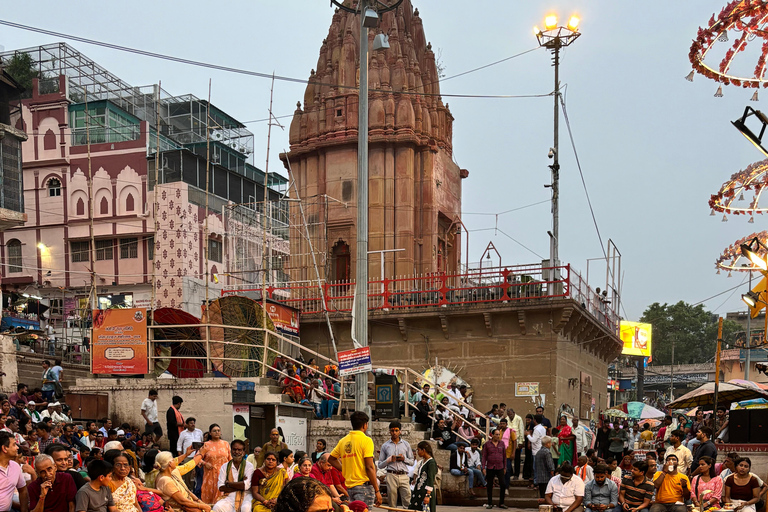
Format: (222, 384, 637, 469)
(746, 269, 752, 379)
(670, 337, 675, 401)
(329, 0, 403, 413)
(353, 0, 371, 414)
(535, 17, 580, 281)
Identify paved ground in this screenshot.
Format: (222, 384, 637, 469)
(373, 507, 534, 512)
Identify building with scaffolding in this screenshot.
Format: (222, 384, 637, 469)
(0, 67, 27, 231)
(0, 43, 288, 345)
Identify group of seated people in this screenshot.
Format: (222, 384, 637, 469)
(269, 357, 341, 420)
(2, 428, 367, 512)
(543, 450, 765, 512)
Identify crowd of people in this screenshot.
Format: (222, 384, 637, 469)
(2, 360, 766, 512)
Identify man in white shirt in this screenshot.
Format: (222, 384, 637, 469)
(573, 418, 593, 457)
(51, 403, 68, 424)
(545, 464, 586, 512)
(141, 388, 162, 443)
(213, 439, 254, 512)
(528, 414, 547, 480)
(467, 438, 488, 487)
(178, 417, 204, 498)
(664, 429, 693, 475)
(40, 403, 55, 419)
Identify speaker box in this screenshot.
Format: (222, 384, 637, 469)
(750, 409, 768, 443)
(729, 409, 750, 444)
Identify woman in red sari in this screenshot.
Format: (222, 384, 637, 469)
(557, 416, 577, 467)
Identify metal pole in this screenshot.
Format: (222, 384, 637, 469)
(203, 80, 212, 376)
(551, 43, 561, 273)
(713, 317, 723, 431)
(354, 0, 371, 414)
(746, 270, 752, 380)
(670, 338, 675, 401)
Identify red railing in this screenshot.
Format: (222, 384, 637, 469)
(222, 263, 620, 333)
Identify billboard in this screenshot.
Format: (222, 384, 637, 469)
(92, 308, 148, 374)
(265, 300, 300, 337)
(619, 321, 652, 357)
(338, 347, 372, 376)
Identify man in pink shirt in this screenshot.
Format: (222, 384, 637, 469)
(0, 430, 29, 512)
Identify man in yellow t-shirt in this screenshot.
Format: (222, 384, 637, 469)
(651, 454, 690, 512)
(329, 411, 382, 508)
(640, 424, 655, 442)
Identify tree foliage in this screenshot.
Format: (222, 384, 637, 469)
(639, 301, 741, 365)
(3, 53, 38, 97)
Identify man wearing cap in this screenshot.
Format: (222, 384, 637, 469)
(51, 404, 67, 424)
(166, 396, 184, 456)
(27, 401, 42, 423)
(40, 403, 56, 420)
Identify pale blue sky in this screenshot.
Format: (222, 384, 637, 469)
(1, 1, 761, 320)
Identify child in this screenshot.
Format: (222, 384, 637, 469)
(75, 459, 115, 512)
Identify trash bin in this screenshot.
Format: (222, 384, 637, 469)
(375, 373, 400, 419)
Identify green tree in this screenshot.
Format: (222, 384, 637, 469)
(4, 53, 38, 97)
(639, 301, 740, 365)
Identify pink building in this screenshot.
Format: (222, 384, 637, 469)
(0, 43, 287, 337)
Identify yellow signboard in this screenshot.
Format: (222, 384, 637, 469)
(619, 321, 652, 357)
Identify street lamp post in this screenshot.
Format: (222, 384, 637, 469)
(330, 0, 403, 413)
(535, 15, 580, 281)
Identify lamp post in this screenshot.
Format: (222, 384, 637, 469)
(535, 15, 580, 280)
(330, 0, 402, 413)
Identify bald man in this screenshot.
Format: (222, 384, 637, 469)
(309, 453, 345, 504)
(257, 428, 288, 466)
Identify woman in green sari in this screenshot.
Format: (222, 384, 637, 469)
(252, 451, 288, 512)
(556, 416, 577, 467)
(409, 441, 437, 512)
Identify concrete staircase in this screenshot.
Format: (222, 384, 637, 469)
(15, 351, 92, 392)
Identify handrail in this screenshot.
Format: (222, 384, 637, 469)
(403, 379, 486, 442)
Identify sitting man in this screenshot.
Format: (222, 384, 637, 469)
(545, 462, 586, 512)
(650, 454, 690, 512)
(281, 369, 307, 404)
(213, 439, 254, 512)
(619, 460, 654, 512)
(584, 463, 618, 512)
(450, 443, 477, 498)
(576, 455, 595, 483)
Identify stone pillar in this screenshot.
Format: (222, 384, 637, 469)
(0, 336, 19, 394)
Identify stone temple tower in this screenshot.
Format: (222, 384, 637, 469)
(281, 1, 467, 288)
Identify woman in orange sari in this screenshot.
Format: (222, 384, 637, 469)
(199, 424, 231, 504)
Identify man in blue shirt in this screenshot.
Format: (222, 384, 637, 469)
(584, 464, 619, 512)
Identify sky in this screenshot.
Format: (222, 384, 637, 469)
(0, 1, 763, 320)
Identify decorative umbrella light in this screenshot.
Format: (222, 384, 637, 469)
(716, 230, 768, 272)
(689, 0, 768, 91)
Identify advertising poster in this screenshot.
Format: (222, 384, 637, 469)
(277, 416, 307, 453)
(266, 301, 300, 337)
(515, 382, 539, 396)
(233, 405, 250, 441)
(338, 347, 372, 376)
(619, 321, 652, 357)
(91, 308, 148, 374)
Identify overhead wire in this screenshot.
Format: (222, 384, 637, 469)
(0, 19, 551, 100)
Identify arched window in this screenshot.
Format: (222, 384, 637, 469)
(76, 198, 85, 216)
(100, 196, 109, 215)
(125, 193, 135, 212)
(43, 129, 56, 150)
(6, 240, 22, 273)
(47, 178, 61, 197)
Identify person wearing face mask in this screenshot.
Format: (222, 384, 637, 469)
(545, 462, 586, 512)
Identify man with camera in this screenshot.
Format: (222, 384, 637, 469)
(177, 417, 204, 497)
